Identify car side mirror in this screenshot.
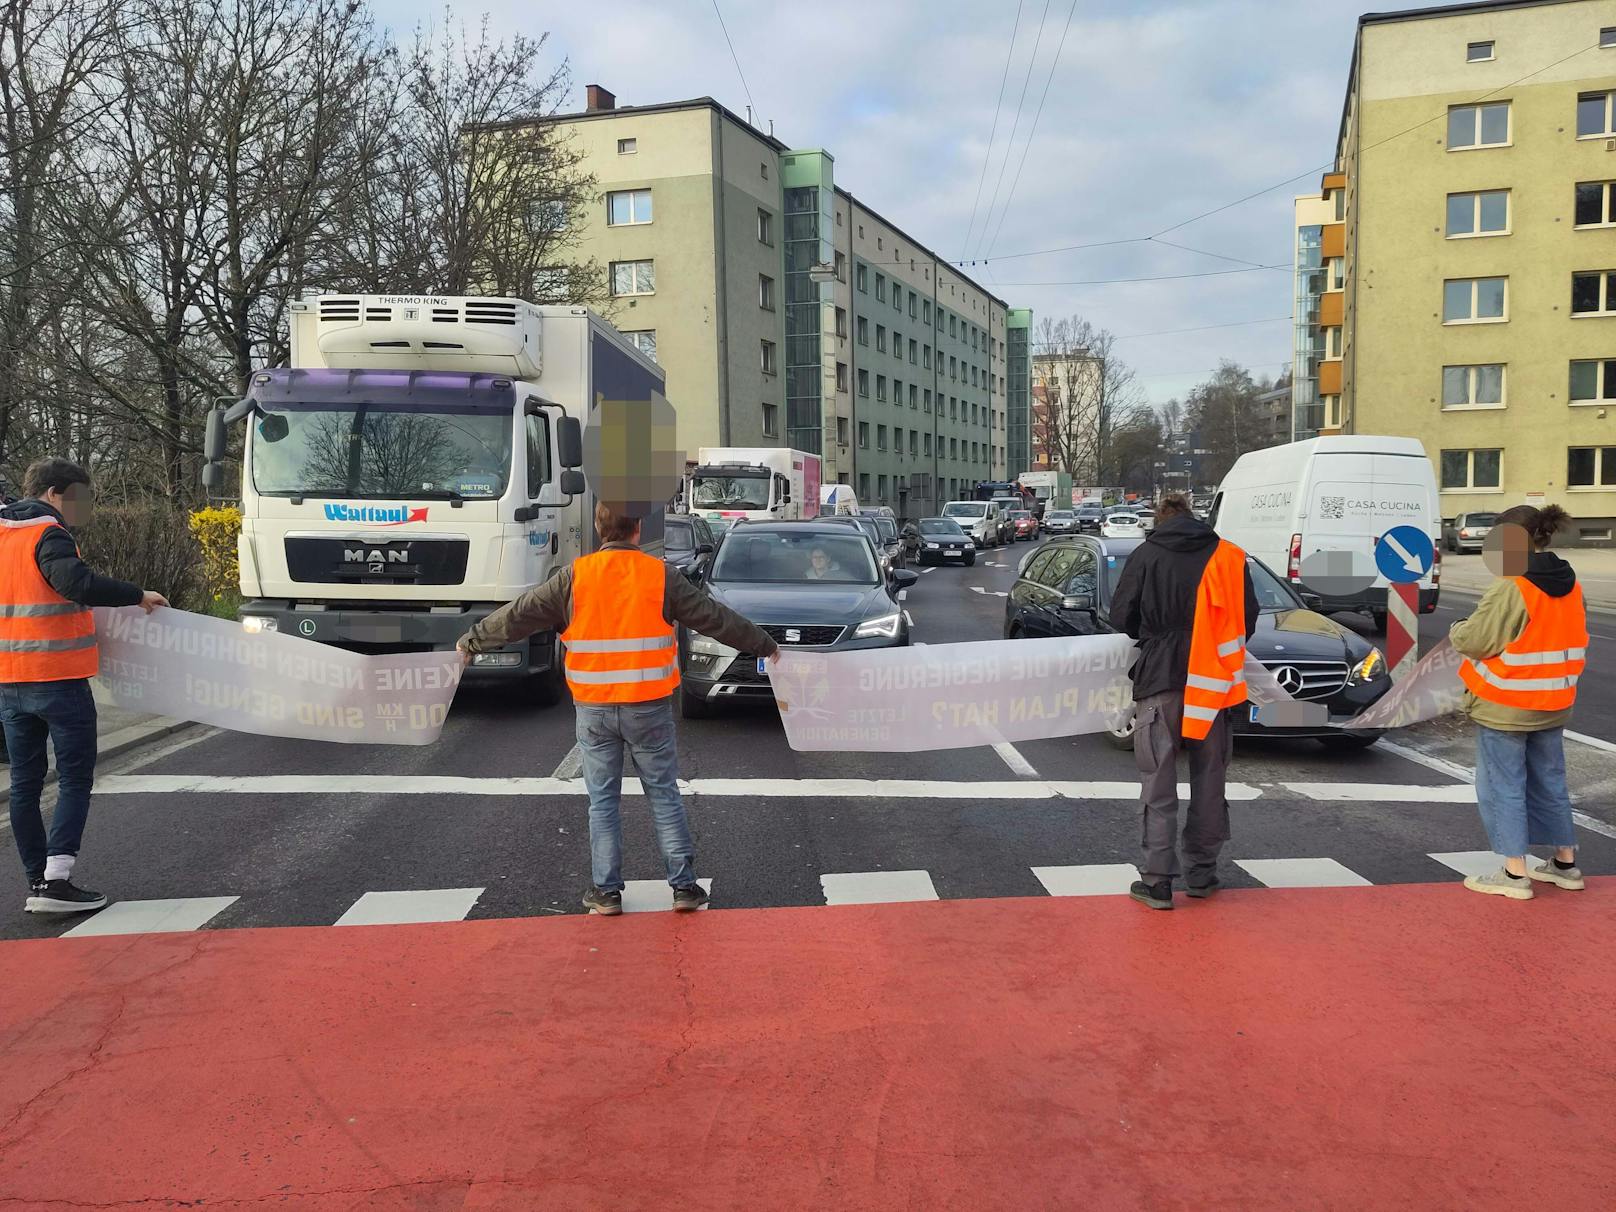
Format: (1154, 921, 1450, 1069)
(695, 542, 714, 557)
(556, 417, 583, 469)
(891, 568, 919, 589)
(1059, 594, 1095, 614)
(1299, 591, 1324, 611)
(559, 469, 586, 496)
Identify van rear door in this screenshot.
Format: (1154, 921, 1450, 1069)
(1307, 453, 1436, 589)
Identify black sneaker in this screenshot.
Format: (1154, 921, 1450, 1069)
(582, 886, 622, 916)
(25, 879, 108, 915)
(1185, 877, 1220, 900)
(1128, 879, 1173, 911)
(672, 884, 709, 912)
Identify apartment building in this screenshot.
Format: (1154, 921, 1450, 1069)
(1029, 351, 1103, 477)
(540, 87, 1028, 516)
(1291, 192, 1334, 441)
(1323, 0, 1616, 542)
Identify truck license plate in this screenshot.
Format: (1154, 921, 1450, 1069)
(757, 657, 769, 675)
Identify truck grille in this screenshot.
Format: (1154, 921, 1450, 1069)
(284, 538, 469, 586)
(1259, 659, 1349, 701)
(319, 297, 360, 322)
(464, 300, 518, 326)
(760, 624, 845, 646)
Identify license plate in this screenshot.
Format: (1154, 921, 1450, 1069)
(944, 549, 961, 557)
(1249, 704, 1264, 724)
(757, 657, 769, 675)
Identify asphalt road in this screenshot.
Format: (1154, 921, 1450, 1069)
(5, 534, 1615, 939)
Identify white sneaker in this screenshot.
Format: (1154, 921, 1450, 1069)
(1526, 860, 1585, 891)
(1463, 869, 1534, 900)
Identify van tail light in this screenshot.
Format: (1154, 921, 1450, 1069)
(1432, 544, 1442, 587)
(1287, 533, 1302, 582)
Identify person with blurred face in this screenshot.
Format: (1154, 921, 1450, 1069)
(3, 459, 168, 914)
(806, 546, 834, 580)
(1450, 505, 1586, 900)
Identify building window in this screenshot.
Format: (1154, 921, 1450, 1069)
(835, 307, 848, 338)
(950, 355, 958, 379)
(1323, 395, 1342, 429)
(1325, 326, 1343, 359)
(1572, 271, 1616, 316)
(758, 208, 773, 245)
(1448, 102, 1510, 149)
(835, 251, 846, 282)
(1466, 40, 1494, 62)
(950, 315, 958, 337)
(856, 263, 868, 293)
(878, 475, 888, 500)
(1602, 26, 1616, 48)
(1443, 276, 1507, 323)
(1446, 190, 1509, 237)
(623, 330, 657, 362)
(909, 295, 917, 319)
(610, 259, 655, 296)
(617, 137, 637, 155)
(836, 362, 848, 392)
(893, 330, 901, 355)
(1327, 257, 1345, 290)
(909, 431, 918, 456)
(607, 189, 653, 226)
(1440, 448, 1502, 490)
(924, 389, 932, 412)
(1575, 181, 1616, 227)
(761, 340, 777, 375)
(923, 433, 932, 455)
(859, 473, 870, 499)
(1442, 364, 1505, 409)
(1570, 359, 1616, 404)
(761, 161, 768, 179)
(923, 345, 932, 369)
(762, 402, 778, 437)
(876, 325, 887, 353)
(759, 274, 775, 311)
(858, 369, 869, 397)
(893, 289, 902, 314)
(1579, 91, 1616, 138)
(1568, 446, 1616, 487)
(950, 438, 958, 459)
(877, 375, 887, 402)
(837, 417, 849, 446)
(877, 425, 887, 451)
(858, 421, 869, 448)
(908, 384, 918, 409)
(876, 274, 886, 302)
(909, 338, 918, 364)
(857, 317, 868, 345)
(894, 378, 903, 403)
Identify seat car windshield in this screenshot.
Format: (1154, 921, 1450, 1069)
(943, 502, 987, 519)
(919, 519, 965, 536)
(710, 532, 879, 584)
(874, 517, 897, 543)
(691, 473, 769, 509)
(250, 400, 512, 498)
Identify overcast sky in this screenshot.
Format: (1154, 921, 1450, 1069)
(387, 1, 1438, 408)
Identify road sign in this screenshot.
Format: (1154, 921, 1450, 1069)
(1385, 582, 1420, 681)
(1375, 525, 1433, 585)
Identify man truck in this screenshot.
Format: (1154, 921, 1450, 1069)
(200, 293, 667, 705)
(1017, 470, 1072, 519)
(686, 447, 821, 526)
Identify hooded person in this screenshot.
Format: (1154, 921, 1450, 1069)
(1449, 504, 1586, 900)
(1108, 492, 1259, 910)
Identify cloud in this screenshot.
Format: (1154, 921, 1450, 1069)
(383, 0, 1424, 405)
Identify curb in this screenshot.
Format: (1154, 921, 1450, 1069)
(96, 718, 198, 765)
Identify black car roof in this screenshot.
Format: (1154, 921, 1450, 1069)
(736, 519, 869, 536)
(1038, 533, 1144, 558)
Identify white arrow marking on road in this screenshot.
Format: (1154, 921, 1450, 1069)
(969, 586, 1009, 597)
(1383, 532, 1424, 574)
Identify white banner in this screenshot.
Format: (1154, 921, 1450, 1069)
(768, 635, 1468, 753)
(94, 607, 463, 746)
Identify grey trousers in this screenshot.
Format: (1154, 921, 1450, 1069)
(1134, 690, 1232, 885)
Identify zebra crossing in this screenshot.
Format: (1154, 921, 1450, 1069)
(44, 853, 1533, 937)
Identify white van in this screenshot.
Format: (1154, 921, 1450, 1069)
(819, 483, 861, 516)
(941, 499, 1004, 548)
(1210, 435, 1440, 629)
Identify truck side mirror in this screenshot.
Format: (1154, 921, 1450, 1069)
(203, 408, 228, 462)
(201, 462, 223, 491)
(557, 417, 583, 469)
(560, 469, 586, 495)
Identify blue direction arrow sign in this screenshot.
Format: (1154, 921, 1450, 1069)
(1376, 525, 1434, 584)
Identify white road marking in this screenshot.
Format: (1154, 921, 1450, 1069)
(62, 896, 238, 938)
(1283, 782, 1478, 802)
(1428, 851, 1512, 878)
(992, 742, 1039, 778)
(1235, 857, 1373, 889)
(1565, 729, 1616, 755)
(904, 609, 915, 627)
(968, 586, 1009, 597)
(619, 878, 713, 913)
(1032, 864, 1137, 896)
(111, 726, 223, 773)
(334, 888, 484, 926)
(820, 869, 938, 906)
(1378, 739, 1475, 783)
(920, 567, 936, 574)
(1572, 811, 1616, 840)
(551, 743, 583, 779)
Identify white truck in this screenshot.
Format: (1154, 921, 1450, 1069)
(686, 447, 821, 526)
(200, 294, 667, 705)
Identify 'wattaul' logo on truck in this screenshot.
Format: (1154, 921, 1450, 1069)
(321, 504, 428, 525)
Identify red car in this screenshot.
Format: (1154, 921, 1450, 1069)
(1009, 511, 1038, 541)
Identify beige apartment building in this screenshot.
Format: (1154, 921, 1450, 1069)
(540, 87, 1027, 514)
(1322, 0, 1616, 542)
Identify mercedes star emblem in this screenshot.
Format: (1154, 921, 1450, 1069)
(1273, 665, 1304, 694)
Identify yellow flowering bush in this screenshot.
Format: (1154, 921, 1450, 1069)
(189, 506, 242, 603)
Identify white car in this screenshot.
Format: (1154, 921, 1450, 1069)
(940, 500, 1003, 548)
(1101, 511, 1146, 539)
(1134, 507, 1156, 533)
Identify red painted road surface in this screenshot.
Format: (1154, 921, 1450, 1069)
(2, 882, 1614, 1210)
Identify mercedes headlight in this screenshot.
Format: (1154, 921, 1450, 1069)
(1352, 647, 1386, 681)
(854, 612, 902, 639)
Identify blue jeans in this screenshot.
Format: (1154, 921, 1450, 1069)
(2, 679, 98, 881)
(1473, 725, 1577, 857)
(575, 698, 696, 892)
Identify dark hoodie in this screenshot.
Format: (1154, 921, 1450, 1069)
(1108, 513, 1259, 701)
(0, 499, 142, 608)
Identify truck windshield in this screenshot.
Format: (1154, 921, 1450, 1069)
(250, 401, 512, 499)
(692, 472, 769, 509)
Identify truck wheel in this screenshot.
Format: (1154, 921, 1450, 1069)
(523, 639, 566, 707)
(680, 684, 713, 719)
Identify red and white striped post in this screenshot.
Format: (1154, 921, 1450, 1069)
(1385, 581, 1420, 682)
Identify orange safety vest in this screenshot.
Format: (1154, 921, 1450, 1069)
(1458, 578, 1586, 712)
(560, 548, 680, 704)
(1182, 540, 1250, 740)
(0, 515, 99, 683)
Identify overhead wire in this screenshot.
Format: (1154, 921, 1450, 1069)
(992, 263, 1289, 287)
(709, 0, 758, 120)
(961, 0, 1025, 257)
(970, 0, 1054, 262)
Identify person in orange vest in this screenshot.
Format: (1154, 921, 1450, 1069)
(3, 459, 168, 914)
(1450, 504, 1585, 900)
(1109, 492, 1258, 910)
(458, 503, 779, 915)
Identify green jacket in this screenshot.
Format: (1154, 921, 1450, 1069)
(1447, 558, 1579, 732)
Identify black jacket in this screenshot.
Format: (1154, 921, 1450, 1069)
(1109, 514, 1259, 700)
(1523, 550, 1576, 598)
(0, 499, 142, 608)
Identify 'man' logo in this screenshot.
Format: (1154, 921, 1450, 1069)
(321, 504, 428, 525)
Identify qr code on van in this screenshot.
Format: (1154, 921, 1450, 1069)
(1320, 495, 1346, 520)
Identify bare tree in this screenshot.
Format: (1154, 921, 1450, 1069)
(1184, 360, 1265, 485)
(1031, 314, 1144, 486)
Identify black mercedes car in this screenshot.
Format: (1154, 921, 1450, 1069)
(1003, 535, 1391, 750)
(911, 517, 976, 566)
(677, 520, 917, 718)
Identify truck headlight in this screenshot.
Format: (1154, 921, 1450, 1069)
(472, 652, 523, 667)
(690, 635, 737, 659)
(241, 616, 278, 634)
(1351, 648, 1386, 682)
(855, 612, 902, 639)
